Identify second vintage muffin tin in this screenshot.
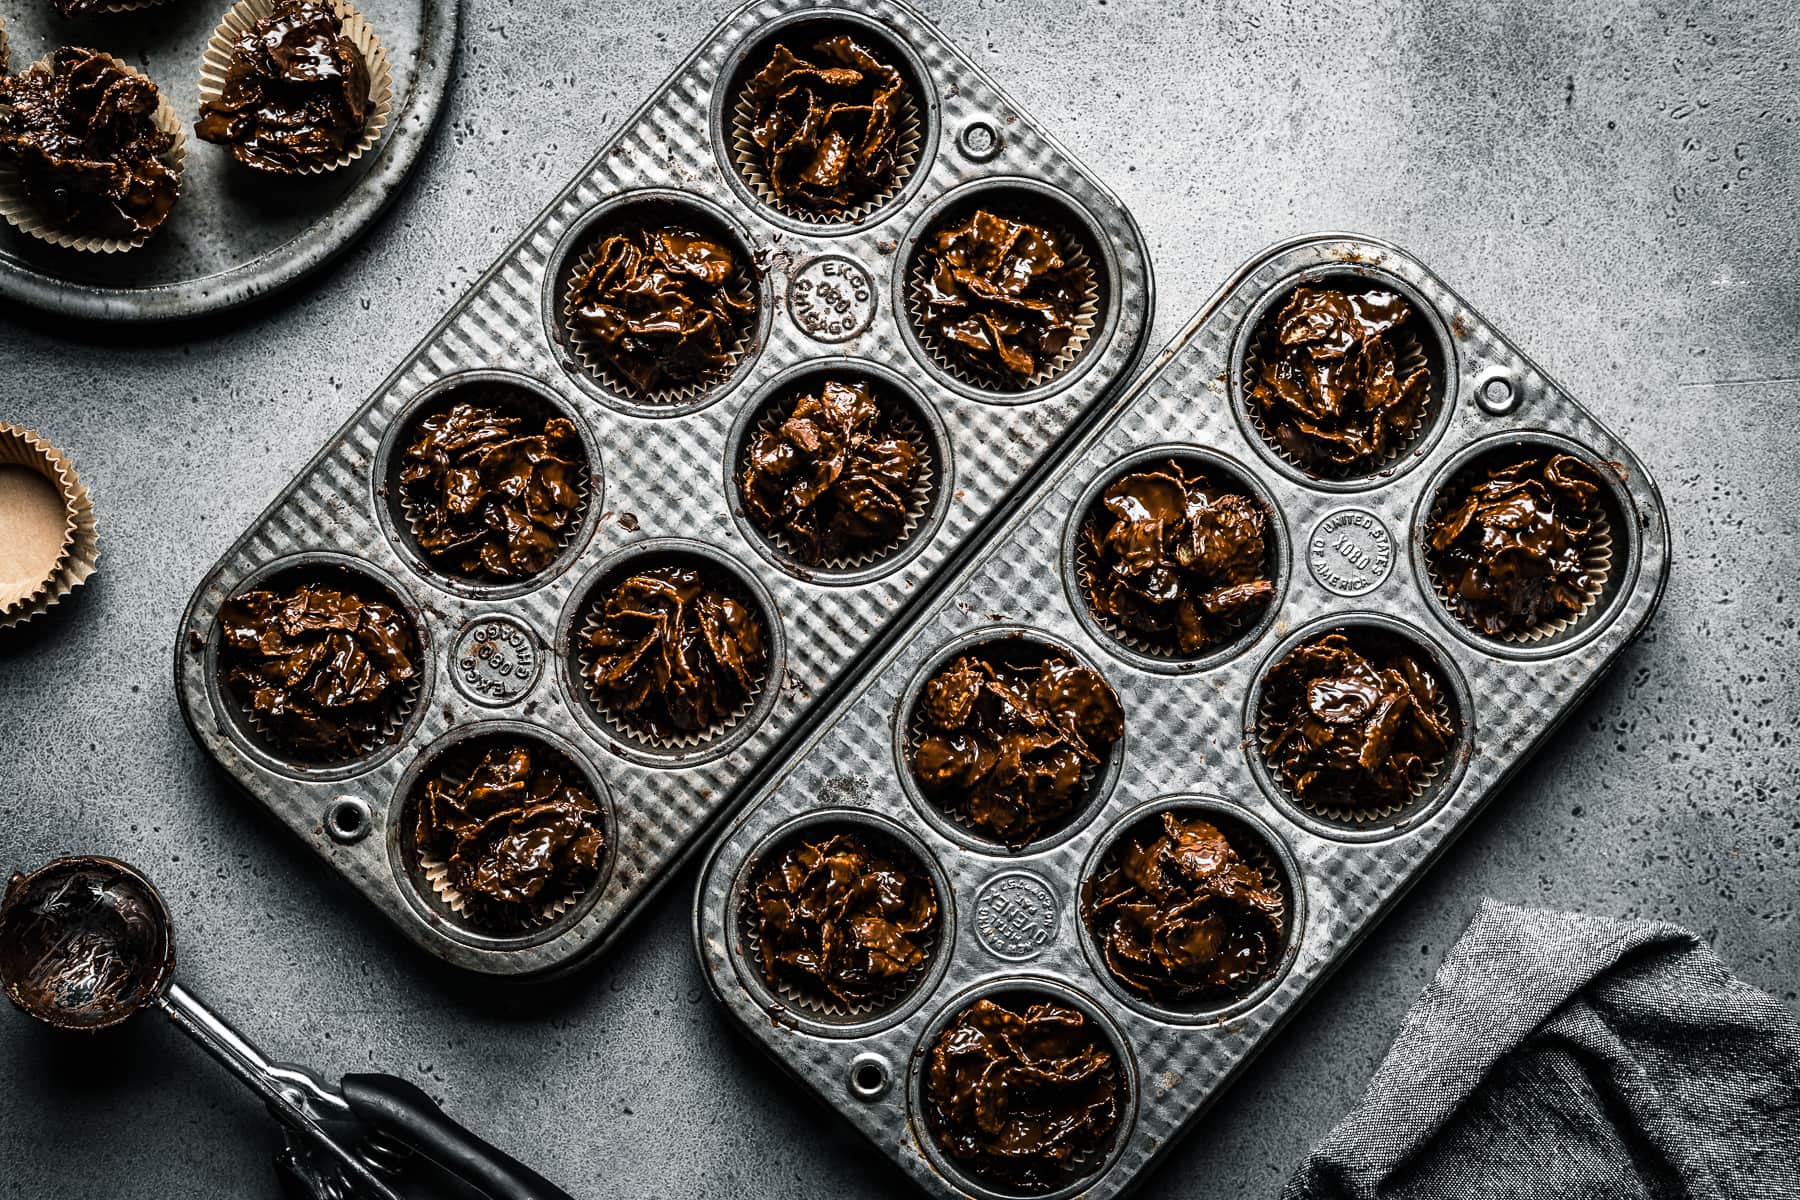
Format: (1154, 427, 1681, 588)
(695, 234, 1670, 1199)
(173, 0, 1151, 974)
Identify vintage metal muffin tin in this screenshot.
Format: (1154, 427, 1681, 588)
(172, 0, 1151, 974)
(696, 233, 1670, 1199)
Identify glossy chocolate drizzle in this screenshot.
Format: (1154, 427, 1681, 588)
(566, 224, 756, 395)
(746, 830, 936, 1008)
(0, 47, 180, 239)
(912, 646, 1123, 847)
(194, 0, 372, 172)
(742, 34, 907, 215)
(399, 400, 585, 580)
(1261, 630, 1457, 812)
(582, 563, 768, 737)
(925, 996, 1122, 1194)
(1248, 285, 1431, 472)
(1082, 811, 1284, 1004)
(740, 378, 922, 564)
(411, 742, 605, 930)
(915, 208, 1086, 384)
(1083, 459, 1276, 654)
(1426, 452, 1604, 636)
(218, 579, 417, 759)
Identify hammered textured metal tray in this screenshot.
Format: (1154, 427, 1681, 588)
(0, 0, 457, 322)
(174, 0, 1152, 974)
(694, 233, 1670, 1200)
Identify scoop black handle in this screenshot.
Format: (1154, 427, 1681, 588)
(339, 1073, 577, 1200)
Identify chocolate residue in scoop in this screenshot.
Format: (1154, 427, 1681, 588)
(1083, 459, 1276, 654)
(566, 224, 757, 395)
(411, 742, 605, 931)
(193, 0, 372, 173)
(1426, 452, 1604, 636)
(1261, 630, 1458, 812)
(912, 646, 1123, 847)
(925, 996, 1123, 1194)
(218, 579, 418, 759)
(1248, 285, 1431, 473)
(740, 378, 922, 564)
(746, 830, 937, 1008)
(398, 401, 585, 580)
(915, 208, 1086, 385)
(742, 35, 907, 215)
(582, 563, 768, 737)
(0, 858, 173, 1031)
(1081, 812, 1284, 1004)
(0, 48, 180, 240)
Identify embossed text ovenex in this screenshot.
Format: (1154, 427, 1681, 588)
(696, 234, 1670, 1200)
(174, 0, 1153, 975)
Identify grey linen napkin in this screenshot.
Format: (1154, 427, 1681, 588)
(1283, 899, 1800, 1200)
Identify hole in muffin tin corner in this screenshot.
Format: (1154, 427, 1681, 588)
(1075, 794, 1305, 1026)
(373, 372, 602, 600)
(1411, 429, 1638, 660)
(712, 9, 940, 234)
(1243, 613, 1474, 844)
(386, 721, 614, 949)
(724, 358, 954, 587)
(1229, 264, 1459, 492)
(557, 538, 786, 769)
(542, 189, 770, 419)
(895, 178, 1118, 405)
(726, 807, 952, 1038)
(894, 626, 1125, 857)
(207, 552, 433, 781)
(1062, 444, 1292, 675)
(907, 976, 1137, 1200)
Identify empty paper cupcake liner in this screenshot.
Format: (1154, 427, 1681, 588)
(1423, 465, 1615, 646)
(560, 232, 757, 408)
(728, 75, 923, 226)
(0, 52, 185, 253)
(739, 398, 936, 573)
(0, 424, 97, 631)
(197, 0, 392, 176)
(907, 221, 1100, 393)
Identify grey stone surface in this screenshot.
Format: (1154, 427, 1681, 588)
(0, 1, 1794, 1197)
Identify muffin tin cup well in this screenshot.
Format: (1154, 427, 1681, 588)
(196, 0, 394, 177)
(695, 233, 1669, 1200)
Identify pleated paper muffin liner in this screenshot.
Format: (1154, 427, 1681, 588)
(0, 52, 185, 253)
(739, 396, 935, 572)
(413, 841, 588, 934)
(1423, 460, 1614, 645)
(197, 0, 392, 176)
(394, 387, 592, 584)
(560, 230, 757, 408)
(575, 575, 767, 751)
(728, 60, 923, 226)
(907, 217, 1100, 393)
(0, 424, 97, 631)
(1240, 298, 1434, 480)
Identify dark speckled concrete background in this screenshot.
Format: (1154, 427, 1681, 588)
(1, 2, 1796, 1197)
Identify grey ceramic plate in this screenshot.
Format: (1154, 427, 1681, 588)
(0, 0, 457, 322)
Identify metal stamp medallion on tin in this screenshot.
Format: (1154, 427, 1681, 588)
(1308, 507, 1395, 597)
(788, 255, 879, 343)
(451, 616, 540, 708)
(973, 872, 1061, 962)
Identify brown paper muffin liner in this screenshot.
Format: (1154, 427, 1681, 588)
(560, 233, 757, 408)
(1423, 463, 1614, 645)
(0, 52, 185, 253)
(739, 398, 935, 572)
(1241, 300, 1433, 479)
(908, 224, 1100, 393)
(0, 424, 98, 631)
(394, 388, 592, 582)
(728, 70, 923, 225)
(574, 579, 766, 750)
(196, 0, 392, 176)
(1256, 671, 1456, 825)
